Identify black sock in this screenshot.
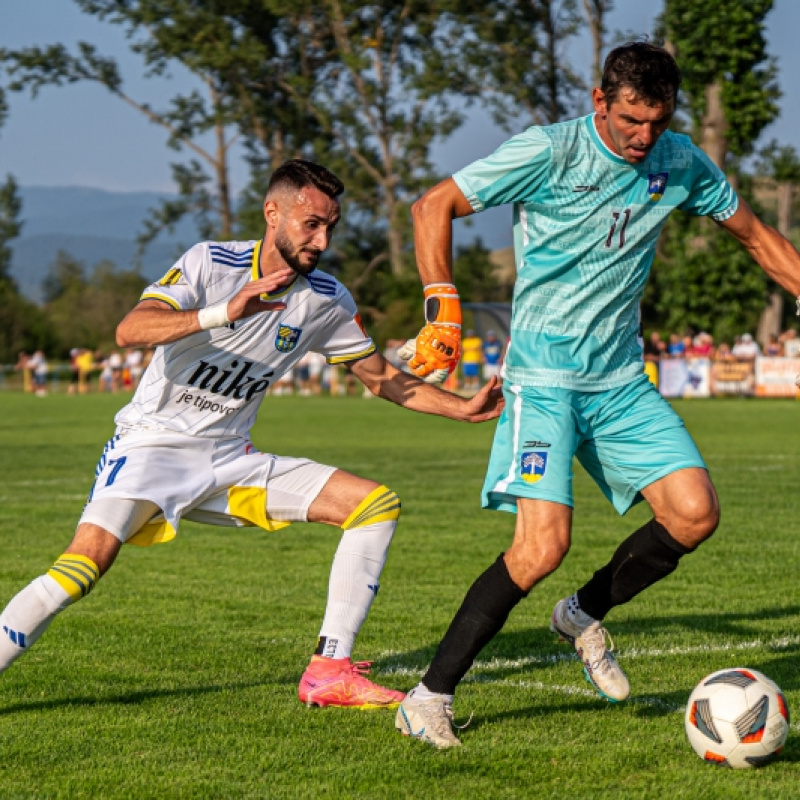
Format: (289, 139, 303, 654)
(422, 554, 527, 695)
(576, 519, 693, 621)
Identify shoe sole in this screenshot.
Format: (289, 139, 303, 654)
(301, 697, 402, 710)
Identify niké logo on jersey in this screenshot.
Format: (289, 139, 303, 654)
(187, 359, 274, 401)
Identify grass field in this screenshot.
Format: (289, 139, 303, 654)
(0, 392, 798, 799)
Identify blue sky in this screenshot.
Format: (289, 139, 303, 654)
(1, 0, 798, 194)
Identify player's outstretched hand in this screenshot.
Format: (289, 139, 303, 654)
(227, 269, 295, 321)
(458, 375, 505, 422)
(397, 324, 461, 384)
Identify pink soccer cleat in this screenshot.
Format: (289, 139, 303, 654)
(298, 656, 405, 709)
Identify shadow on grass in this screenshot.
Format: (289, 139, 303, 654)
(0, 680, 266, 716)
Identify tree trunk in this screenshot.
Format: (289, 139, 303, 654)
(700, 82, 727, 170)
(582, 0, 606, 86)
(756, 180, 793, 346)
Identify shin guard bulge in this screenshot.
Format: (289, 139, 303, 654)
(316, 486, 400, 660)
(577, 519, 693, 620)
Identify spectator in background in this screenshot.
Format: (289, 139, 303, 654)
(460, 329, 483, 392)
(28, 350, 49, 397)
(716, 342, 733, 360)
(692, 332, 714, 358)
(109, 351, 124, 392)
(75, 348, 94, 394)
(780, 329, 800, 358)
(482, 330, 504, 382)
(732, 333, 761, 360)
(764, 334, 783, 356)
(15, 351, 32, 394)
(667, 333, 685, 358)
(125, 348, 144, 390)
(681, 334, 695, 357)
(643, 331, 665, 362)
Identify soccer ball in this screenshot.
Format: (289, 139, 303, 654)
(685, 667, 790, 768)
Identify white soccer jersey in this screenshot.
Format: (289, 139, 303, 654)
(115, 239, 376, 438)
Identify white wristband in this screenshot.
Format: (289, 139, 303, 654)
(197, 301, 230, 330)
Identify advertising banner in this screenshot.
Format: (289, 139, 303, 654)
(658, 358, 711, 398)
(709, 360, 755, 396)
(755, 357, 800, 397)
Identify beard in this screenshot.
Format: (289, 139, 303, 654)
(275, 228, 321, 276)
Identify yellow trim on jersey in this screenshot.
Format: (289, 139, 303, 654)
(251, 239, 298, 300)
(228, 486, 292, 532)
(342, 485, 401, 530)
(327, 344, 377, 365)
(140, 292, 182, 310)
(158, 267, 183, 286)
(127, 517, 177, 547)
(47, 554, 100, 601)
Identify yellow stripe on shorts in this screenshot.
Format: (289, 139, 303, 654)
(228, 486, 291, 532)
(342, 486, 401, 530)
(47, 555, 100, 601)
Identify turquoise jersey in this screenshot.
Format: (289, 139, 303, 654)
(453, 114, 738, 390)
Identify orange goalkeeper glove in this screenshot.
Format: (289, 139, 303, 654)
(397, 284, 462, 383)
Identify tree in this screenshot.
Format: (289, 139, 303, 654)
(258, 0, 483, 277)
(468, 0, 584, 129)
(663, 0, 780, 170)
(753, 141, 800, 341)
(0, 0, 320, 248)
(582, 0, 614, 86)
(43, 251, 148, 356)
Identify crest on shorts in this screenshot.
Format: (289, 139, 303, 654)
(275, 324, 302, 353)
(521, 451, 548, 483)
(647, 172, 669, 201)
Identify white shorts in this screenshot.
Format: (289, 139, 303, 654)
(80, 429, 336, 546)
(483, 364, 502, 380)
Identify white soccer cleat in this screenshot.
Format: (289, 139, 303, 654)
(550, 598, 630, 703)
(395, 691, 462, 749)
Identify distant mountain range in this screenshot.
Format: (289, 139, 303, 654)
(9, 185, 513, 301)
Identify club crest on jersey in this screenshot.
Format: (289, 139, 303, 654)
(275, 325, 302, 353)
(647, 172, 669, 201)
(521, 451, 548, 483)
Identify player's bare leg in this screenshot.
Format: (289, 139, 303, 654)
(0, 524, 121, 673)
(398, 500, 574, 746)
(297, 470, 404, 709)
(555, 468, 719, 700)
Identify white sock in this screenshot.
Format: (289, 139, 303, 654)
(317, 519, 396, 660)
(410, 682, 454, 705)
(566, 592, 597, 627)
(0, 575, 72, 673)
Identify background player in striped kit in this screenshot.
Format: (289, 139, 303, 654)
(0, 160, 503, 710)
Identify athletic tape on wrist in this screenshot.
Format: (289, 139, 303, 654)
(198, 301, 230, 330)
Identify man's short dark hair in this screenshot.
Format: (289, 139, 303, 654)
(601, 42, 682, 107)
(267, 159, 344, 200)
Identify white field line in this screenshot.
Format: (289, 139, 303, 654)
(380, 634, 800, 729)
(381, 634, 800, 679)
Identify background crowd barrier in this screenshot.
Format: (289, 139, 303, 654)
(655, 357, 800, 398)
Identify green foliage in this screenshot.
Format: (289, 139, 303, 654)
(453, 239, 513, 303)
(663, 0, 780, 159)
(42, 251, 149, 357)
(0, 174, 22, 283)
(756, 139, 800, 184)
(645, 213, 768, 343)
(0, 394, 799, 796)
(0, 281, 55, 364)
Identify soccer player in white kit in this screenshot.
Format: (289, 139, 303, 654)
(0, 160, 503, 710)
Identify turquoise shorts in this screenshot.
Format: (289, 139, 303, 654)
(482, 373, 706, 515)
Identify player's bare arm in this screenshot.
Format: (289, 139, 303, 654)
(718, 199, 800, 296)
(116, 270, 295, 348)
(411, 178, 475, 285)
(349, 352, 504, 423)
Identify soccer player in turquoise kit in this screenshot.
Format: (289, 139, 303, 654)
(395, 42, 800, 748)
